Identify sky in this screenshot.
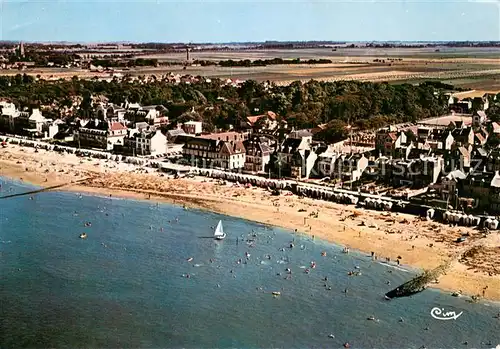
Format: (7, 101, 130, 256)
(0, 0, 499, 43)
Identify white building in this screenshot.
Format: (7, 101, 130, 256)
(0, 101, 19, 132)
(183, 121, 203, 135)
(76, 120, 128, 150)
(126, 129, 168, 156)
(316, 146, 340, 178)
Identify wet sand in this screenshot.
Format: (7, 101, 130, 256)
(1, 144, 500, 301)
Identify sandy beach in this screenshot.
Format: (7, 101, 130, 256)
(1, 144, 500, 301)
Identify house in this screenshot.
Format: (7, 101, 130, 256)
(445, 146, 471, 173)
(183, 134, 247, 170)
(103, 104, 127, 122)
(375, 131, 397, 156)
(425, 129, 454, 152)
(407, 146, 433, 160)
(486, 149, 500, 172)
(379, 155, 443, 188)
(491, 122, 500, 134)
(240, 111, 281, 131)
(14, 109, 50, 137)
(475, 133, 487, 146)
(416, 127, 433, 143)
(75, 120, 128, 150)
(166, 128, 188, 142)
(473, 110, 487, 127)
(412, 156, 443, 188)
(142, 105, 169, 126)
(0, 101, 19, 132)
(288, 129, 315, 139)
(451, 127, 474, 147)
(472, 96, 489, 111)
(452, 100, 472, 113)
(200, 131, 249, 143)
(120, 129, 167, 156)
(430, 169, 466, 205)
(332, 153, 369, 183)
(243, 136, 271, 173)
(272, 135, 315, 179)
(460, 170, 500, 212)
(43, 120, 60, 139)
(124, 105, 168, 126)
(183, 121, 203, 135)
(316, 146, 341, 178)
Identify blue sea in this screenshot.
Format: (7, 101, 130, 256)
(1, 178, 499, 348)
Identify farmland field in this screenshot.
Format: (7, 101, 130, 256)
(3, 47, 499, 91)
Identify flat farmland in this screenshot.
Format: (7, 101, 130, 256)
(139, 47, 500, 61)
(3, 47, 499, 90)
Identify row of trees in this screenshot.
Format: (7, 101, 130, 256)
(0, 74, 457, 142)
(217, 58, 333, 67)
(91, 58, 159, 68)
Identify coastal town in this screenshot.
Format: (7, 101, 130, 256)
(1, 75, 500, 302)
(2, 0, 500, 344)
(1, 86, 500, 220)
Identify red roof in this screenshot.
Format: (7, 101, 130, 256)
(109, 122, 127, 131)
(246, 111, 277, 125)
(200, 131, 245, 141)
(387, 133, 397, 141)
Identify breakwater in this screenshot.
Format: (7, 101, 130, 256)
(0, 178, 90, 200)
(385, 262, 452, 299)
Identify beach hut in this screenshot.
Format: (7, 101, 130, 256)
(383, 201, 393, 211)
(426, 208, 435, 220)
(460, 213, 469, 226)
(467, 214, 475, 226)
(443, 211, 450, 222)
(462, 214, 471, 226)
(490, 219, 499, 230)
(472, 216, 481, 226)
(448, 212, 457, 223)
(350, 195, 359, 205)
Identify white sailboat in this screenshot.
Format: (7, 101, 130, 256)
(214, 220, 226, 240)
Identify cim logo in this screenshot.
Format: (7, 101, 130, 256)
(430, 307, 463, 321)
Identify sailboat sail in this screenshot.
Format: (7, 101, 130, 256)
(214, 220, 224, 237)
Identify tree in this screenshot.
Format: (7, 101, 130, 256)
(486, 104, 500, 123)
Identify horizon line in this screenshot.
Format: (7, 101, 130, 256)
(1, 40, 500, 45)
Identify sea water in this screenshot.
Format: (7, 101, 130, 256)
(1, 178, 499, 348)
